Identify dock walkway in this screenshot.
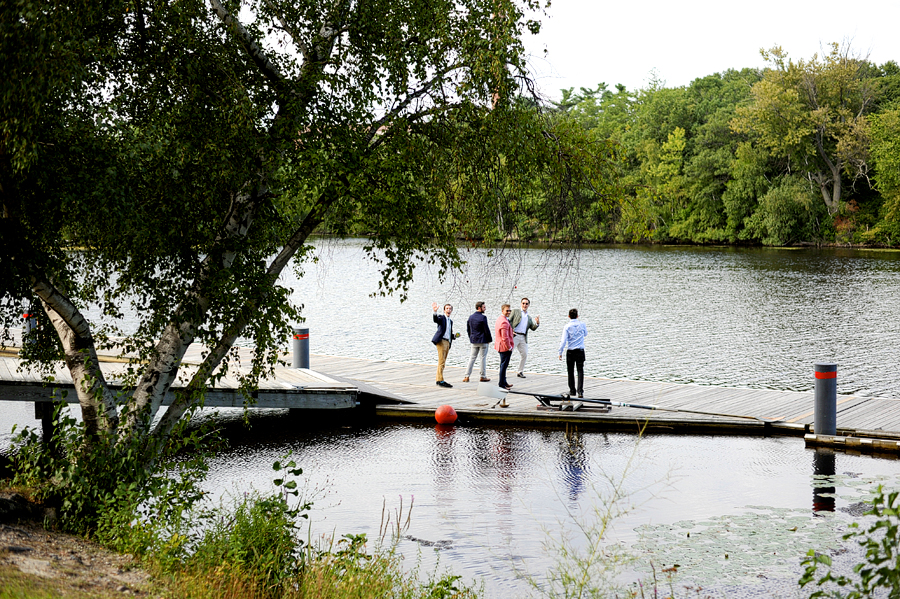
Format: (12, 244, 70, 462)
(0, 330, 356, 410)
(4, 332, 899, 452)
(311, 354, 900, 449)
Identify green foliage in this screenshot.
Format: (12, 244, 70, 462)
(874, 61, 900, 109)
(295, 534, 479, 599)
(800, 486, 900, 598)
(550, 51, 900, 246)
(869, 105, 900, 199)
(10, 403, 211, 544)
(743, 176, 823, 245)
(557, 83, 636, 140)
(188, 491, 303, 594)
(2, 0, 626, 464)
(732, 43, 875, 215)
(182, 458, 309, 593)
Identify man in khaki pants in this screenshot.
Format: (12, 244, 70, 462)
(431, 302, 456, 388)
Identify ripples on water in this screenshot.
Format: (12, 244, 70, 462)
(201, 416, 900, 597)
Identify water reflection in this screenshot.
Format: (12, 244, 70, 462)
(196, 421, 900, 596)
(813, 449, 837, 513)
(557, 426, 588, 502)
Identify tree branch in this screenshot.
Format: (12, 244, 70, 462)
(364, 67, 459, 144)
(150, 186, 342, 441)
(124, 185, 265, 436)
(209, 0, 286, 88)
(261, 0, 309, 61)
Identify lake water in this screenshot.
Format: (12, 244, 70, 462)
(205, 412, 899, 598)
(288, 240, 900, 397)
(4, 240, 900, 596)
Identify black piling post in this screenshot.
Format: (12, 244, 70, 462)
(292, 327, 309, 369)
(814, 363, 837, 436)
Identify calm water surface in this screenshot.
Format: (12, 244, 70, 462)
(288, 241, 900, 396)
(205, 415, 900, 597)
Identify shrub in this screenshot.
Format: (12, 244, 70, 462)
(743, 175, 823, 245)
(800, 485, 900, 597)
(10, 402, 211, 550)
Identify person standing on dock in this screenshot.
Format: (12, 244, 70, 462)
(509, 297, 540, 379)
(432, 302, 457, 388)
(463, 301, 492, 383)
(558, 308, 587, 398)
(495, 304, 514, 390)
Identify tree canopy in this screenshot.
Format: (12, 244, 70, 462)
(548, 42, 900, 246)
(732, 44, 876, 215)
(1, 0, 621, 468)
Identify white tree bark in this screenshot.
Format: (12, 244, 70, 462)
(124, 190, 259, 436)
(31, 277, 119, 437)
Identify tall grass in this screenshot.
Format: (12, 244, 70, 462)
(525, 424, 688, 599)
(147, 460, 477, 599)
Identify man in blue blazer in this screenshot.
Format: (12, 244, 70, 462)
(431, 302, 457, 387)
(463, 301, 492, 383)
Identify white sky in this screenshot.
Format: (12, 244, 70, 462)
(522, 0, 900, 101)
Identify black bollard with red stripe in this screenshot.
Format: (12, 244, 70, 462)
(814, 363, 837, 436)
(292, 327, 310, 369)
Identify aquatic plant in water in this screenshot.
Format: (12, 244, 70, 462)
(631, 473, 900, 590)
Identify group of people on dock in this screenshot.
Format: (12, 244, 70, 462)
(430, 299, 588, 398)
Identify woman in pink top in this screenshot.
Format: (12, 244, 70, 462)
(494, 304, 514, 389)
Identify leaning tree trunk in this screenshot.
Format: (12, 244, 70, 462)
(30, 275, 119, 438)
(815, 132, 843, 215)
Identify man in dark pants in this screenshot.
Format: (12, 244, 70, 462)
(558, 308, 587, 398)
(494, 304, 514, 390)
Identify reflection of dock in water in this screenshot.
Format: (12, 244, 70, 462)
(311, 354, 900, 454)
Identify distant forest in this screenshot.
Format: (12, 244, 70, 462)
(538, 43, 900, 247)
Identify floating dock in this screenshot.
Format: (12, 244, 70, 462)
(3, 336, 899, 454)
(0, 336, 357, 411)
(310, 354, 900, 453)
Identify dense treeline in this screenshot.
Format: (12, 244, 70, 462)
(544, 43, 900, 246)
(333, 43, 900, 247)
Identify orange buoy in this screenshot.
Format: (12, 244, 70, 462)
(435, 405, 457, 425)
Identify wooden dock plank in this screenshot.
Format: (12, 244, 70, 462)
(307, 355, 883, 435)
(0, 353, 358, 410)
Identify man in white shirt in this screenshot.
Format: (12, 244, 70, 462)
(509, 297, 540, 379)
(558, 308, 587, 398)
